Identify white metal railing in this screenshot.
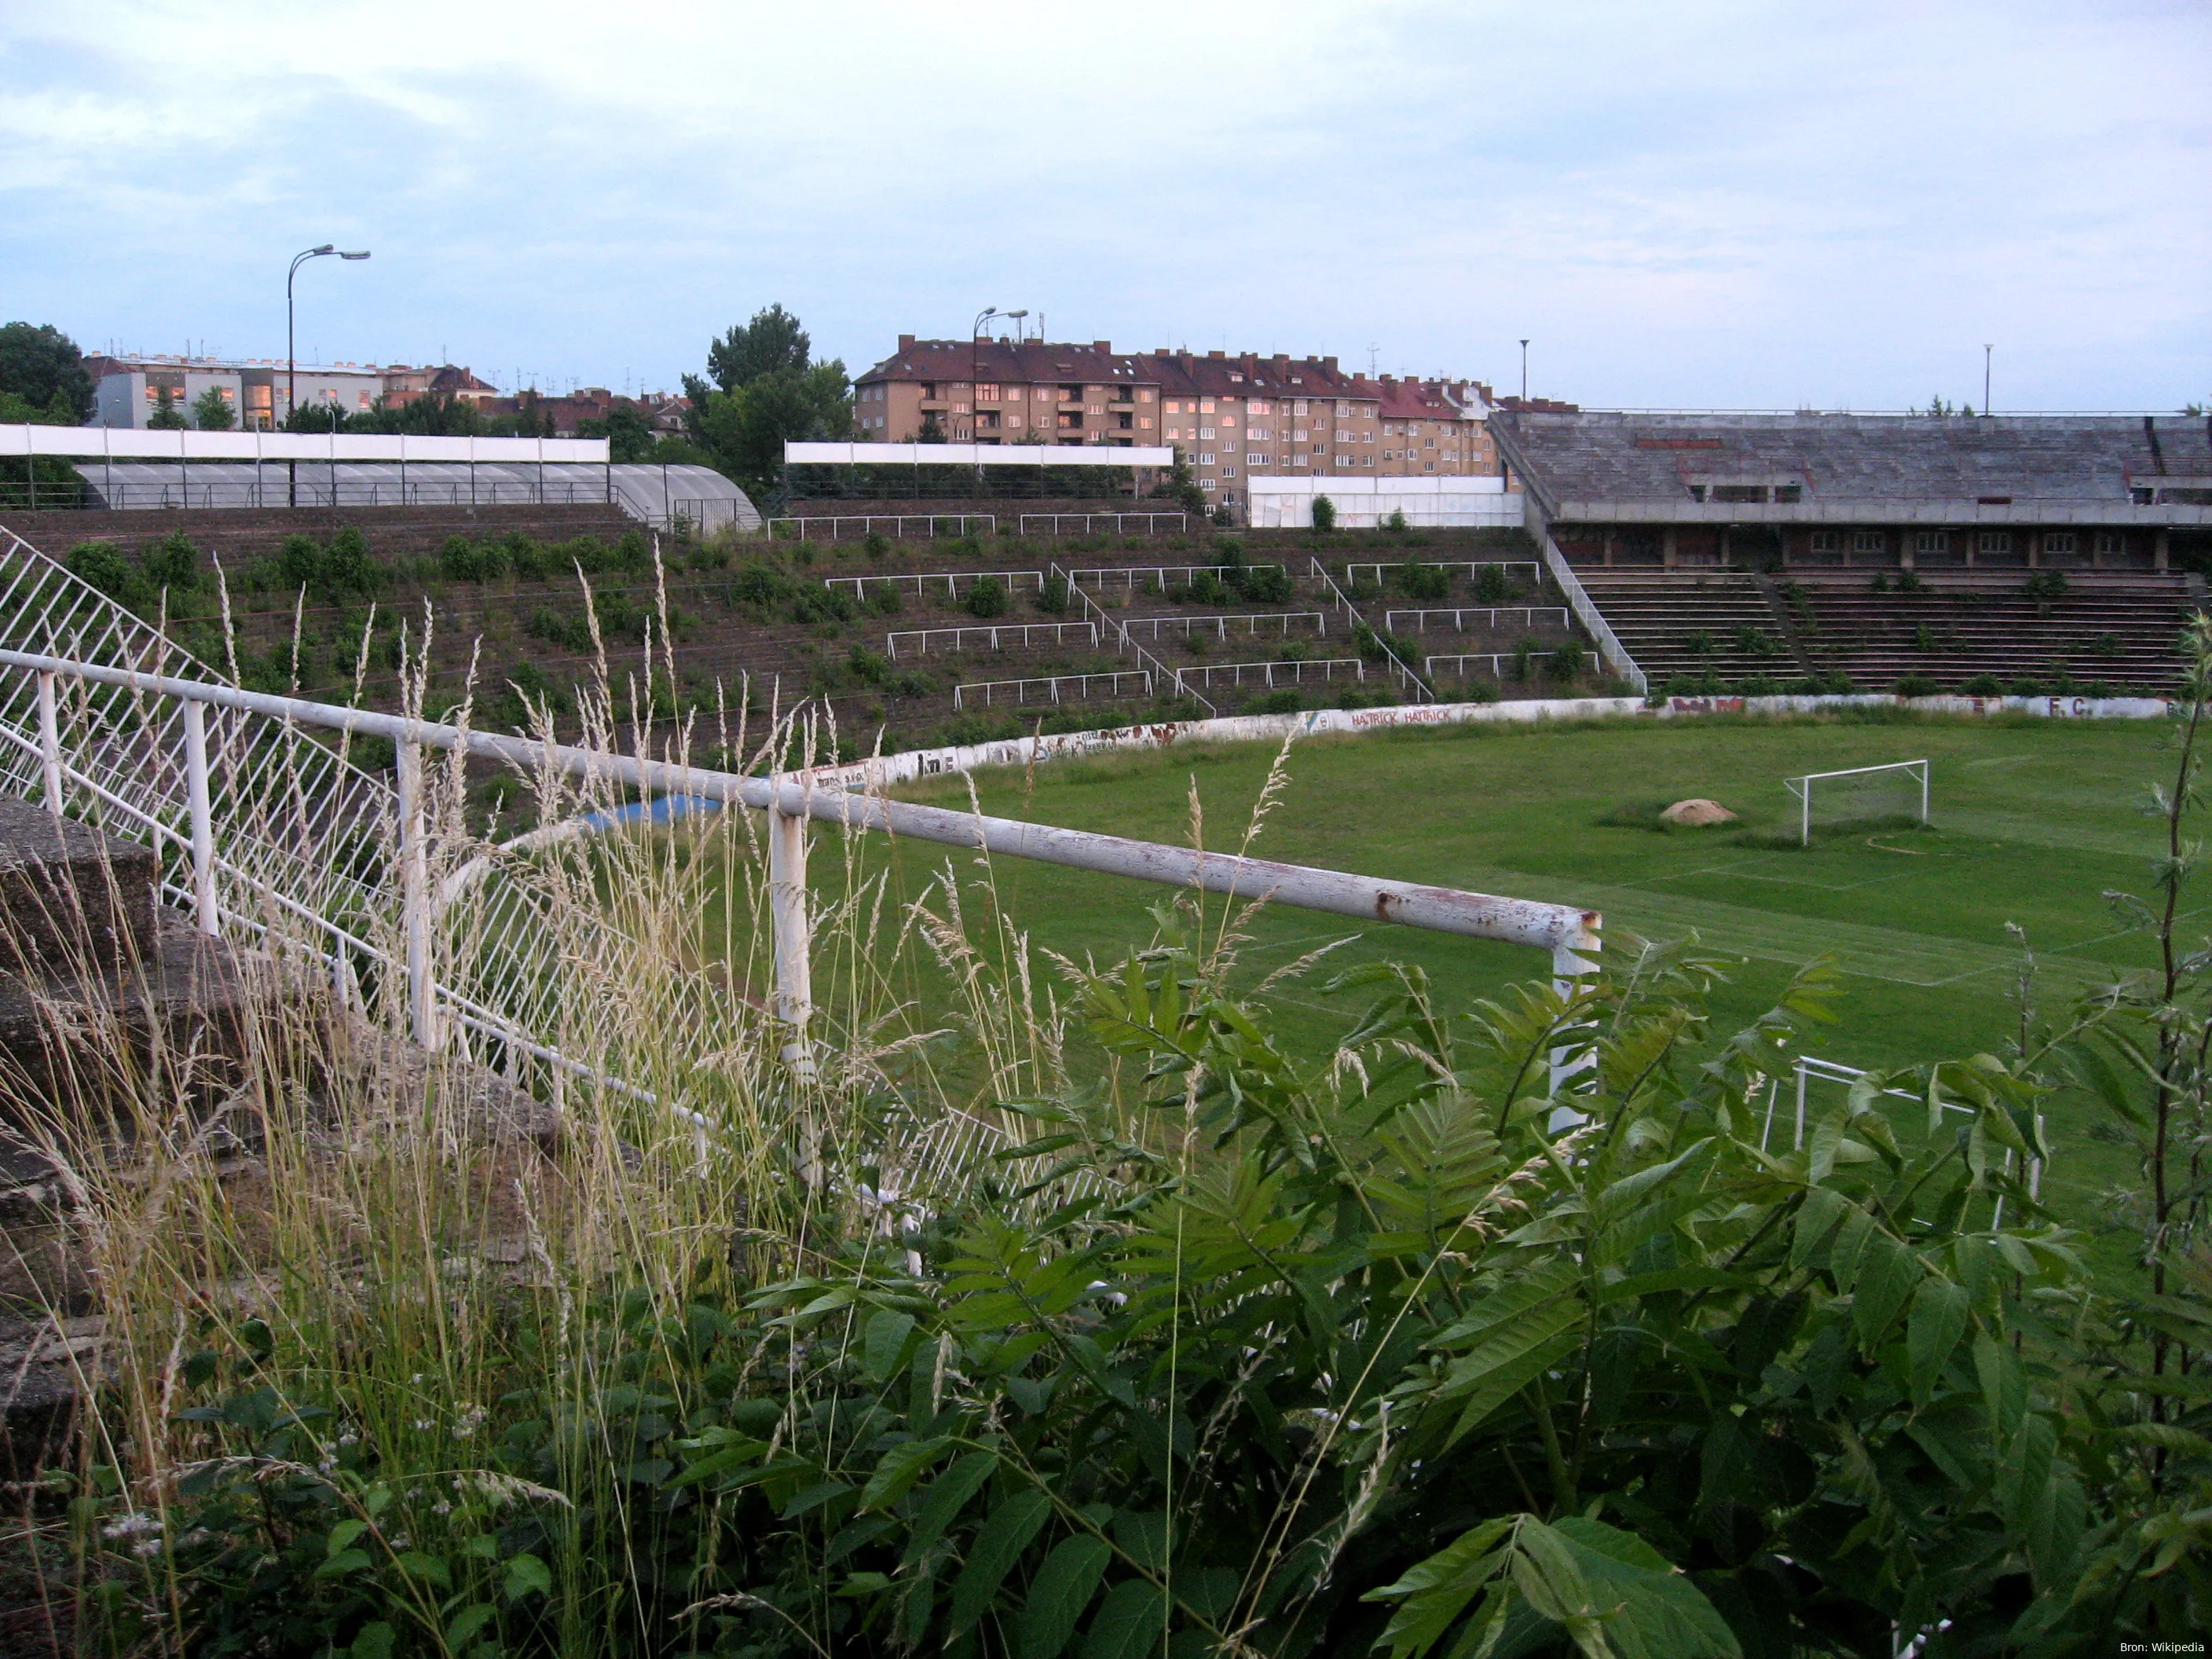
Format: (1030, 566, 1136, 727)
(1382, 606, 1569, 634)
(952, 670, 1154, 709)
(0, 522, 1612, 1192)
(1063, 564, 1287, 592)
(1050, 562, 1217, 717)
(1341, 558, 1543, 586)
(1118, 611, 1326, 643)
(825, 569, 1045, 602)
(766, 514, 998, 540)
(1539, 529, 1647, 694)
(1172, 658, 1364, 694)
(1424, 651, 1557, 680)
(1017, 512, 1188, 535)
(884, 621, 1100, 658)
(1307, 558, 1434, 703)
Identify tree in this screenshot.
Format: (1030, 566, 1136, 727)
(353, 392, 482, 437)
(693, 360, 852, 496)
(1152, 445, 1206, 513)
(192, 386, 236, 430)
(703, 302, 811, 394)
(577, 402, 656, 462)
(1312, 493, 1337, 531)
(147, 387, 188, 430)
(0, 322, 95, 423)
(281, 399, 346, 434)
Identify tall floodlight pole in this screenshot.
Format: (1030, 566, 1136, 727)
(971, 308, 1000, 487)
(1983, 344, 1993, 416)
(287, 244, 371, 505)
(1519, 339, 1529, 404)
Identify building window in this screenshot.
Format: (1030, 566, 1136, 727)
(1138, 417, 1152, 429)
(1424, 461, 1436, 472)
(1137, 389, 1153, 402)
(1915, 530, 1950, 556)
(1854, 529, 1886, 553)
(1363, 456, 1375, 467)
(1809, 530, 1839, 553)
(1978, 530, 2011, 555)
(1248, 400, 1270, 415)
(1221, 466, 1238, 478)
(2043, 531, 2078, 556)
(1246, 453, 1267, 465)
(1199, 427, 1214, 439)
(1335, 456, 1350, 466)
(1198, 453, 1214, 465)
(1200, 479, 1216, 491)
(2096, 531, 2126, 558)
(1199, 399, 1215, 413)
(976, 383, 999, 400)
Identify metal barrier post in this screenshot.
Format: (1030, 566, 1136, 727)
(35, 670, 61, 815)
(767, 781, 814, 1079)
(396, 738, 439, 1049)
(181, 698, 220, 936)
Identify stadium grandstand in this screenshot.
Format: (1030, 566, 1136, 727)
(1492, 412, 2212, 694)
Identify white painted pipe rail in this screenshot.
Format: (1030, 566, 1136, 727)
(0, 646, 1601, 1071)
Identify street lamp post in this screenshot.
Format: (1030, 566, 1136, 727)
(1983, 344, 1993, 416)
(970, 308, 1000, 489)
(1519, 339, 1529, 405)
(287, 244, 371, 505)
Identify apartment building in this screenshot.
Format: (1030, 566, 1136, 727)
(84, 353, 504, 430)
(854, 336, 1504, 517)
(1377, 375, 1496, 476)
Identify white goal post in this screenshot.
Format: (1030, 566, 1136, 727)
(1783, 759, 1929, 846)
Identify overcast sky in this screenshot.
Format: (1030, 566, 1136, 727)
(3, 2, 2206, 411)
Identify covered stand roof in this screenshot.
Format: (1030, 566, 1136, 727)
(58, 463, 757, 534)
(1494, 412, 2212, 526)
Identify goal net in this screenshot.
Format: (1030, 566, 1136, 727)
(1784, 760, 1929, 844)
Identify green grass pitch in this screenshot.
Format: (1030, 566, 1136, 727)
(858, 709, 2184, 1254)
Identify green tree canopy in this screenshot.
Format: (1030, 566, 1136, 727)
(576, 402, 657, 462)
(681, 305, 851, 496)
(147, 387, 188, 430)
(192, 386, 236, 430)
(702, 302, 811, 394)
(0, 321, 95, 423)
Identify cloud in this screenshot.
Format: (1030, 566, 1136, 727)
(2, 0, 2204, 407)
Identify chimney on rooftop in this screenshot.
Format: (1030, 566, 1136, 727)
(898, 334, 915, 350)
(1323, 356, 1339, 372)
(1208, 349, 1225, 359)
(1093, 340, 1111, 351)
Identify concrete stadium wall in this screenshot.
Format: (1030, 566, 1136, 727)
(807, 689, 2181, 793)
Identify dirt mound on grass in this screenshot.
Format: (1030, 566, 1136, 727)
(1660, 798, 1738, 827)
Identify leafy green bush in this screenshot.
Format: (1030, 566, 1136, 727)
(1892, 672, 1942, 697)
(1248, 687, 1304, 714)
(1547, 639, 1588, 682)
(862, 531, 892, 558)
(965, 575, 1009, 619)
(141, 529, 201, 592)
(64, 540, 140, 604)
(790, 584, 859, 625)
(1035, 573, 1070, 616)
(1235, 563, 1293, 605)
(1400, 559, 1449, 602)
(526, 606, 595, 654)
(730, 561, 790, 608)
(103, 943, 2182, 1654)
(1311, 495, 1335, 532)
(1474, 562, 1510, 603)
(1961, 672, 2005, 696)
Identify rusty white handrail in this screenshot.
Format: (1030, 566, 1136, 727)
(0, 646, 1602, 1075)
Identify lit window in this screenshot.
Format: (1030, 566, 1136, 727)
(1248, 400, 1270, 415)
(1138, 417, 1152, 429)
(977, 383, 999, 400)
(1199, 399, 1216, 413)
(1853, 530, 1886, 553)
